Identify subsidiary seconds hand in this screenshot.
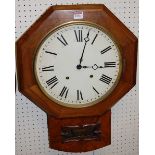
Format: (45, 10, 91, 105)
(77, 30, 90, 70)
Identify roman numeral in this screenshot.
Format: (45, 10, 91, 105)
(42, 66, 54, 71)
(57, 35, 68, 46)
(74, 30, 83, 42)
(77, 90, 83, 100)
(101, 46, 112, 54)
(91, 34, 98, 45)
(100, 74, 112, 85)
(45, 51, 57, 55)
(59, 86, 69, 98)
(46, 76, 59, 89)
(104, 62, 116, 68)
(92, 86, 99, 94)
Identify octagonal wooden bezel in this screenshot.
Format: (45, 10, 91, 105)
(16, 4, 138, 118)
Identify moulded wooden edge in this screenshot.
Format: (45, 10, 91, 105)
(16, 4, 138, 118)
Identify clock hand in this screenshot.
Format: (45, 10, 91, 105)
(77, 30, 90, 69)
(82, 64, 104, 70)
(82, 66, 92, 69)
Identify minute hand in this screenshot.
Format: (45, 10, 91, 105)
(79, 31, 90, 65)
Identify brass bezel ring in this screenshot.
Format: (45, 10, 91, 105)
(34, 21, 122, 108)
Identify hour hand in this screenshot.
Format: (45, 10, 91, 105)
(82, 64, 104, 70)
(82, 66, 92, 69)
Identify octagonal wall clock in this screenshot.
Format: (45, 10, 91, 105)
(16, 4, 138, 152)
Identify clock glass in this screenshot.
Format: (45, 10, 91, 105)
(34, 22, 122, 108)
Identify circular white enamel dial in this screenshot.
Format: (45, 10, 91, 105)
(34, 22, 122, 108)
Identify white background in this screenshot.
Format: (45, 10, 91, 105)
(1, 0, 155, 155)
(15, 0, 138, 155)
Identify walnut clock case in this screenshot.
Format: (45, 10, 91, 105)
(16, 4, 138, 152)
